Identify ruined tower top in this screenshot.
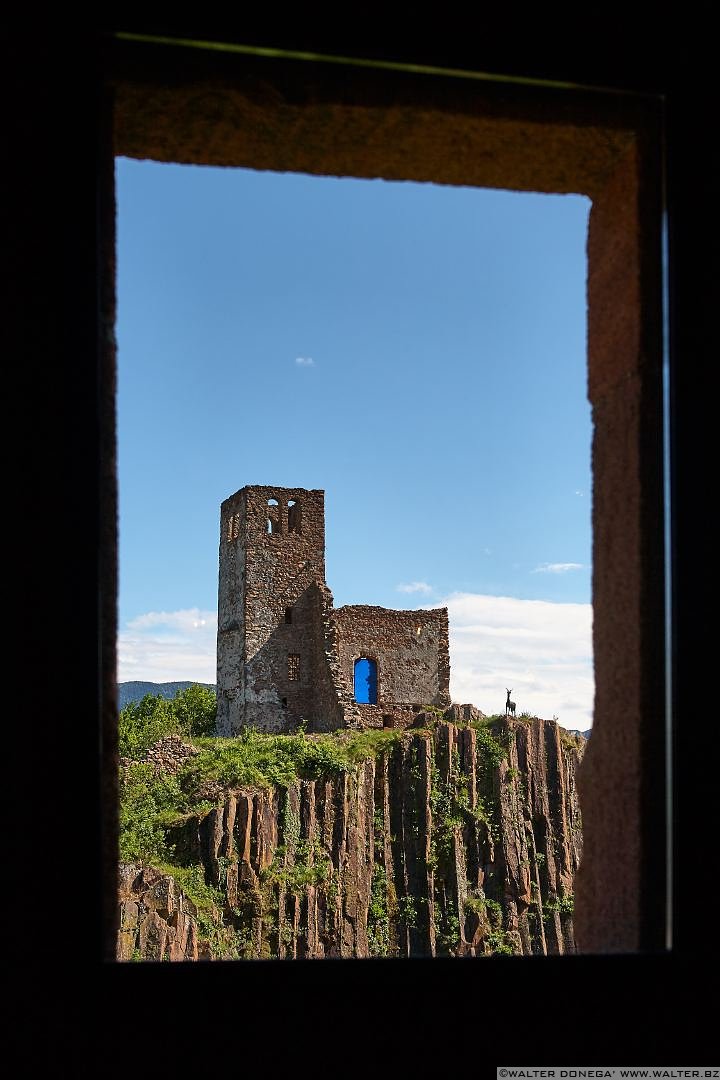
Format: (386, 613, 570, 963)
(221, 484, 325, 555)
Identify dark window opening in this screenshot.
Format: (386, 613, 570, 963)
(288, 499, 301, 534)
(354, 657, 378, 704)
(285, 607, 293, 624)
(281, 697, 288, 709)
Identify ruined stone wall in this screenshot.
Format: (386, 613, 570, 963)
(305, 582, 358, 732)
(216, 489, 247, 735)
(217, 486, 327, 734)
(217, 486, 451, 734)
(332, 605, 451, 718)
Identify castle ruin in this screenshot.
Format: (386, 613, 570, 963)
(216, 485, 451, 734)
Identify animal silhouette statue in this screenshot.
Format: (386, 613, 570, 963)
(505, 688, 516, 718)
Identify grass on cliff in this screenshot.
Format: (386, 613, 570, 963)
(118, 693, 510, 875)
(119, 692, 407, 865)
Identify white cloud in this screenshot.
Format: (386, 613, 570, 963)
(533, 562, 584, 574)
(431, 592, 594, 730)
(295, 356, 315, 367)
(118, 608, 217, 683)
(396, 581, 434, 595)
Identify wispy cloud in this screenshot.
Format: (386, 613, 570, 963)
(295, 356, 315, 367)
(532, 562, 584, 574)
(118, 608, 217, 683)
(396, 581, 434, 595)
(430, 592, 594, 730)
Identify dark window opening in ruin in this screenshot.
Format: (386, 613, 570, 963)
(354, 658, 378, 704)
(281, 697, 288, 709)
(288, 654, 300, 682)
(285, 607, 293, 624)
(287, 499, 301, 534)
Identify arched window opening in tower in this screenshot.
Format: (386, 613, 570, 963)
(288, 499, 301, 534)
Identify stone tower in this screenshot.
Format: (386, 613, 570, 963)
(216, 485, 328, 734)
(217, 483, 451, 736)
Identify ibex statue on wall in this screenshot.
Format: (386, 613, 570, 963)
(505, 688, 516, 717)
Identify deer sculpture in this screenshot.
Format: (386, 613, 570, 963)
(505, 688, 516, 718)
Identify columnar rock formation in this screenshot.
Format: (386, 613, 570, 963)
(118, 711, 584, 960)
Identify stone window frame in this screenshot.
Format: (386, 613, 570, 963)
(100, 32, 673, 961)
(287, 498, 301, 535)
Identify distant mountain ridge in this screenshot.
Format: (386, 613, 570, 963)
(119, 681, 216, 709)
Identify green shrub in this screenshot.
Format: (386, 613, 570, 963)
(172, 684, 218, 738)
(544, 890, 574, 918)
(119, 761, 193, 863)
(119, 695, 179, 759)
(119, 685, 217, 759)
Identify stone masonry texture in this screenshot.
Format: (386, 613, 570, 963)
(216, 485, 450, 735)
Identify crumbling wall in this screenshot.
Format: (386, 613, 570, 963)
(305, 582, 358, 732)
(217, 486, 328, 734)
(332, 605, 451, 723)
(217, 486, 452, 734)
(216, 491, 247, 735)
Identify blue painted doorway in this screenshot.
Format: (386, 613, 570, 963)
(354, 658, 378, 704)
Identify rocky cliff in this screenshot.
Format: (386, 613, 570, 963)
(118, 710, 583, 960)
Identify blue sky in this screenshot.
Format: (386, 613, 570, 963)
(116, 158, 593, 728)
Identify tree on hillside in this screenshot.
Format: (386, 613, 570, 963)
(119, 685, 217, 758)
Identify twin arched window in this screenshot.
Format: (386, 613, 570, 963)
(266, 497, 301, 536)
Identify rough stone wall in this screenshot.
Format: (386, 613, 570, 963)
(216, 486, 327, 734)
(332, 605, 451, 722)
(121, 713, 584, 960)
(216, 489, 247, 735)
(217, 486, 450, 734)
(305, 582, 358, 732)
